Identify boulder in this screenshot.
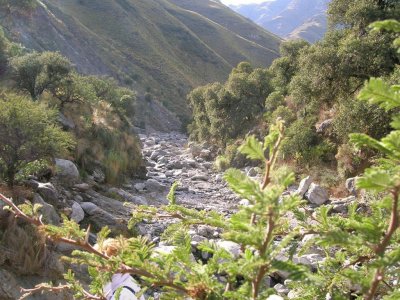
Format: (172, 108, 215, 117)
(33, 193, 60, 225)
(316, 118, 333, 134)
(80, 202, 99, 215)
(108, 188, 148, 205)
(346, 177, 359, 196)
(70, 202, 85, 223)
(305, 183, 329, 205)
(58, 112, 75, 130)
(134, 183, 146, 192)
(274, 283, 289, 295)
(74, 183, 91, 192)
(80, 202, 124, 232)
(295, 176, 313, 197)
(191, 174, 209, 181)
(145, 179, 167, 192)
(188, 143, 202, 158)
(0, 269, 20, 299)
(216, 240, 241, 258)
(150, 150, 168, 161)
(37, 182, 59, 205)
(199, 149, 212, 161)
(55, 159, 80, 183)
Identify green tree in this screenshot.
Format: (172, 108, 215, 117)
(0, 94, 74, 186)
(0, 26, 8, 74)
(10, 51, 72, 99)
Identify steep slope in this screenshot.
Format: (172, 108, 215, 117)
(0, 0, 281, 127)
(229, 0, 329, 43)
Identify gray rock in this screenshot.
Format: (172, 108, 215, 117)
(80, 202, 99, 215)
(199, 149, 212, 161)
(316, 119, 333, 134)
(58, 112, 75, 130)
(346, 177, 359, 195)
(71, 202, 85, 223)
(216, 240, 241, 258)
(153, 245, 176, 255)
(239, 199, 251, 206)
(189, 143, 202, 157)
(145, 179, 167, 192)
(80, 202, 124, 232)
(37, 182, 59, 205)
(74, 183, 91, 192)
(134, 182, 146, 192)
(246, 167, 259, 177)
(295, 176, 313, 197)
(331, 196, 356, 213)
(150, 150, 168, 161)
(55, 158, 80, 183)
(191, 174, 209, 181)
(274, 283, 289, 295)
(0, 269, 20, 299)
(108, 188, 148, 205)
(92, 168, 106, 183)
(305, 183, 329, 205)
(33, 193, 60, 225)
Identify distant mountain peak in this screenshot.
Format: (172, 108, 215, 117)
(229, 0, 329, 43)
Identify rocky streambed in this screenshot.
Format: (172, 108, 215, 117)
(0, 131, 361, 299)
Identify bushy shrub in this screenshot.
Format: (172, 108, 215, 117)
(214, 155, 230, 171)
(0, 94, 74, 186)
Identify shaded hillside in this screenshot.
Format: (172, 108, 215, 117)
(0, 0, 281, 128)
(229, 0, 329, 43)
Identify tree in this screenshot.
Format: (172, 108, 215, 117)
(0, 94, 74, 186)
(10, 51, 72, 99)
(0, 26, 8, 74)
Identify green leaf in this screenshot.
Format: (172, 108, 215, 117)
(238, 135, 265, 161)
(167, 181, 179, 205)
(358, 78, 400, 111)
(370, 20, 400, 33)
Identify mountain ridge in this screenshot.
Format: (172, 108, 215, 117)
(0, 0, 281, 129)
(229, 0, 329, 43)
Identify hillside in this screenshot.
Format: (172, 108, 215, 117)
(229, 0, 329, 43)
(0, 0, 281, 129)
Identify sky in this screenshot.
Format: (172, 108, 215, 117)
(220, 0, 269, 5)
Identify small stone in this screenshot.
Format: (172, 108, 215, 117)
(71, 201, 85, 223)
(33, 193, 60, 225)
(80, 202, 99, 215)
(92, 168, 106, 183)
(37, 182, 59, 204)
(295, 176, 313, 197)
(145, 179, 167, 192)
(305, 183, 329, 205)
(346, 177, 359, 195)
(134, 183, 146, 192)
(216, 240, 241, 258)
(74, 183, 91, 192)
(191, 174, 209, 181)
(274, 283, 289, 295)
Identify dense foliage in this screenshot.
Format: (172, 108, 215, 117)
(0, 39, 144, 183)
(188, 0, 400, 178)
(0, 94, 74, 186)
(188, 62, 272, 146)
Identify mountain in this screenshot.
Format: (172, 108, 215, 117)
(229, 0, 329, 43)
(0, 0, 281, 128)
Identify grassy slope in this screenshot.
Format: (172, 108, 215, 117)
(1, 0, 280, 122)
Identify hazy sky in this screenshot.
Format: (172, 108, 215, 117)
(220, 0, 268, 5)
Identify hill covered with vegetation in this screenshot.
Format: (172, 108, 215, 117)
(0, 0, 281, 127)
